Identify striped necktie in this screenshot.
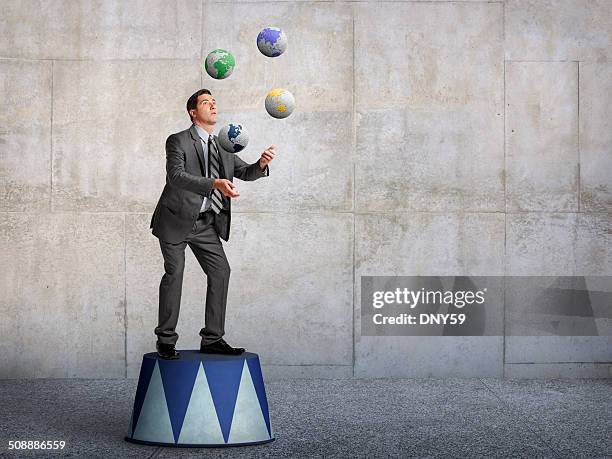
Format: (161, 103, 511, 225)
(207, 135, 223, 214)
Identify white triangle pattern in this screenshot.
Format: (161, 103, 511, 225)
(131, 360, 175, 444)
(178, 363, 225, 445)
(228, 360, 271, 443)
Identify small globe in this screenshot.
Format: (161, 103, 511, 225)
(265, 88, 295, 119)
(204, 49, 235, 79)
(257, 27, 288, 57)
(217, 123, 249, 153)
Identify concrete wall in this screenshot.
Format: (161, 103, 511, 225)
(1, 0, 610, 379)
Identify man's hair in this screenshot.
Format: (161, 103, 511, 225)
(186, 89, 212, 122)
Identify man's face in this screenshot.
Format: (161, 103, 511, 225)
(191, 93, 217, 126)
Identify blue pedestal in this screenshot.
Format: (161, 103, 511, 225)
(125, 351, 274, 447)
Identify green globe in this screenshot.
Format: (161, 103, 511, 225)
(204, 49, 235, 80)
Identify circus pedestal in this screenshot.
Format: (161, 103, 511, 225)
(125, 351, 274, 447)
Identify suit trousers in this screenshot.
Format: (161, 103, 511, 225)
(155, 211, 230, 346)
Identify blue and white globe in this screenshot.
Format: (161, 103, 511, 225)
(217, 123, 249, 153)
(257, 27, 288, 57)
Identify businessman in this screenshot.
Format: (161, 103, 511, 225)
(150, 89, 275, 359)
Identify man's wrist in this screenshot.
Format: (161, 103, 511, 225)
(209, 179, 218, 197)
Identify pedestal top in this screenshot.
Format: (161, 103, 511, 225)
(144, 350, 259, 362)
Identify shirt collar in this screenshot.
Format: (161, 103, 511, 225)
(193, 123, 213, 141)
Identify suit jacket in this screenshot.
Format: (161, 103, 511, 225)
(150, 124, 269, 243)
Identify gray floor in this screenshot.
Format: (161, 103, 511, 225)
(1, 378, 610, 458)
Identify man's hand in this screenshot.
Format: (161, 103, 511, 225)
(259, 145, 276, 170)
(213, 179, 240, 198)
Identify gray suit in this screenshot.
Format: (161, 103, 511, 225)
(150, 123, 268, 346)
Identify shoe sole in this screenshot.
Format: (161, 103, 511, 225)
(157, 352, 180, 360)
(199, 348, 244, 355)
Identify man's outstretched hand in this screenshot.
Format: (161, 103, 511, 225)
(259, 145, 276, 170)
(212, 145, 275, 198)
(213, 179, 240, 198)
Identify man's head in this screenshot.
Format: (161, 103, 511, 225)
(186, 89, 217, 129)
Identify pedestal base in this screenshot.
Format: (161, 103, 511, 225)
(125, 351, 274, 447)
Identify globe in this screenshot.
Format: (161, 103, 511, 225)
(265, 88, 295, 119)
(217, 123, 249, 153)
(257, 27, 288, 57)
(204, 49, 235, 79)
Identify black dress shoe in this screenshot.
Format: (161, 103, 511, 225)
(156, 342, 180, 360)
(200, 338, 245, 355)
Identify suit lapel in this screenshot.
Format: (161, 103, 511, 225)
(189, 125, 231, 178)
(194, 138, 206, 175)
(189, 124, 207, 176)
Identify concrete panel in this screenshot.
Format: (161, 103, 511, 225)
(575, 213, 612, 276)
(505, 0, 612, 62)
(0, 212, 125, 378)
(224, 213, 354, 367)
(506, 336, 612, 364)
(354, 2, 503, 212)
(355, 2, 503, 111)
(356, 336, 503, 378)
(0, 60, 52, 211)
(505, 362, 612, 378)
(52, 60, 200, 211)
(355, 109, 504, 212)
(261, 365, 352, 381)
(506, 62, 578, 212)
(355, 212, 505, 277)
(506, 212, 612, 276)
(0, 0, 201, 60)
(202, 2, 353, 113)
(580, 63, 612, 212)
(506, 213, 576, 276)
(354, 213, 505, 377)
(125, 213, 217, 378)
(506, 213, 611, 367)
(216, 110, 353, 212)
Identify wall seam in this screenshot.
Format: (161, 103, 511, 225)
(351, 3, 357, 378)
(577, 61, 580, 213)
(202, 0, 503, 3)
(502, 25, 507, 378)
(8, 210, 608, 215)
(263, 364, 354, 367)
(575, 61, 580, 280)
(508, 361, 612, 365)
(505, 59, 578, 62)
(50, 60, 54, 211)
(0, 57, 201, 62)
(5, 210, 608, 215)
(124, 213, 128, 378)
(200, 0, 204, 88)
